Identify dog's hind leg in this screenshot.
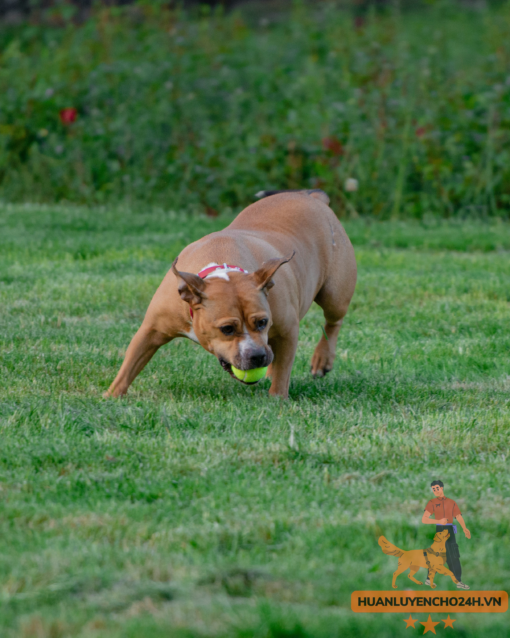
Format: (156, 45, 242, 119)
(311, 278, 353, 378)
(392, 562, 409, 589)
(407, 566, 423, 585)
(310, 317, 343, 378)
(311, 221, 356, 378)
(104, 324, 172, 398)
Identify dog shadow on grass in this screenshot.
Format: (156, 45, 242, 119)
(103, 339, 495, 412)
(126, 364, 480, 415)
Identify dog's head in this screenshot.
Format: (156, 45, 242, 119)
(433, 529, 450, 543)
(172, 253, 294, 383)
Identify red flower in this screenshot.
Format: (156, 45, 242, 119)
(322, 136, 344, 156)
(415, 126, 427, 138)
(59, 108, 77, 125)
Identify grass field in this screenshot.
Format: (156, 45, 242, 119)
(1, 204, 510, 637)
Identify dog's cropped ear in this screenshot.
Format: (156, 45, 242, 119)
(172, 259, 207, 305)
(252, 251, 295, 293)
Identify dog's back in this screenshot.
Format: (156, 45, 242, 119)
(255, 188, 330, 205)
(227, 191, 355, 288)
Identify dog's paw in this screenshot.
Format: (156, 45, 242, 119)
(310, 345, 335, 378)
(103, 386, 126, 399)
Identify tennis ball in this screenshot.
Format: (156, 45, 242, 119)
(231, 366, 268, 383)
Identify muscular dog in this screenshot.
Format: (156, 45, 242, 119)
(105, 190, 357, 399)
(379, 530, 460, 589)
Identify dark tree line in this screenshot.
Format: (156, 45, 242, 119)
(0, 0, 422, 24)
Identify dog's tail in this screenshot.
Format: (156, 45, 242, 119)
(378, 536, 405, 558)
(255, 189, 330, 205)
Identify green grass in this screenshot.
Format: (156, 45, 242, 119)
(1, 203, 509, 637)
(1, 1, 510, 217)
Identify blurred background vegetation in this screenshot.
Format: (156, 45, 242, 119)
(0, 0, 509, 218)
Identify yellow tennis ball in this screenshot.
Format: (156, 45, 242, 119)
(231, 366, 268, 384)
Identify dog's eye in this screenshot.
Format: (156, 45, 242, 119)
(256, 318, 268, 330)
(220, 325, 235, 336)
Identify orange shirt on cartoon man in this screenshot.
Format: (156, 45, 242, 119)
(422, 480, 471, 590)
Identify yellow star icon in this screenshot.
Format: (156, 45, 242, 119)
(442, 615, 456, 629)
(420, 615, 440, 635)
(403, 615, 417, 629)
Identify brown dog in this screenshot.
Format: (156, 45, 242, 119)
(379, 530, 459, 589)
(105, 190, 357, 399)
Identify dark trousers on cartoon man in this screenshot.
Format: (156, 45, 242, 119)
(428, 524, 462, 581)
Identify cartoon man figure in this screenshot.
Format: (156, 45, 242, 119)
(422, 480, 471, 590)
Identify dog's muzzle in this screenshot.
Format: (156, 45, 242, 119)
(219, 347, 273, 384)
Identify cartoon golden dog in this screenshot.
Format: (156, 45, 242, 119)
(378, 530, 460, 589)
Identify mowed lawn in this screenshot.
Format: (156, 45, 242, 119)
(1, 205, 509, 638)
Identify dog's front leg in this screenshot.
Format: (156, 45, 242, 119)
(434, 564, 458, 585)
(105, 323, 172, 398)
(267, 325, 299, 399)
(428, 568, 438, 589)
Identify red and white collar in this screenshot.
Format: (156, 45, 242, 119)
(197, 262, 249, 281)
(189, 263, 249, 319)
